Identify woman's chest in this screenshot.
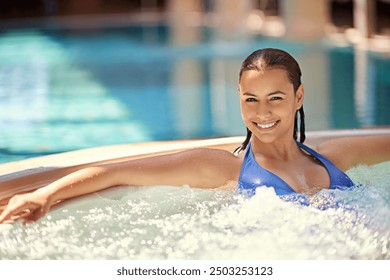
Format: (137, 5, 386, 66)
(258, 157, 331, 195)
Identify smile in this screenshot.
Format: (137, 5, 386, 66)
(256, 121, 278, 129)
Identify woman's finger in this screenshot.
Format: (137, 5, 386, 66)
(0, 198, 40, 223)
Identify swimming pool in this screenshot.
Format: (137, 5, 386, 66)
(0, 160, 389, 259)
(1, 22, 389, 261)
(0, 24, 389, 164)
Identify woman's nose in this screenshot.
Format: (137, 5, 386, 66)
(256, 104, 271, 119)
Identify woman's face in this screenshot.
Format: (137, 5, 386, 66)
(238, 67, 304, 144)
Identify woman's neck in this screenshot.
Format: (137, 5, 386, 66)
(250, 137, 302, 161)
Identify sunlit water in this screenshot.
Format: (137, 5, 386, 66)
(1, 161, 389, 260)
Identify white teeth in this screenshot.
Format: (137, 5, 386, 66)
(257, 121, 277, 129)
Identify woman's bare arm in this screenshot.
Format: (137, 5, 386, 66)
(0, 148, 241, 223)
(317, 134, 390, 171)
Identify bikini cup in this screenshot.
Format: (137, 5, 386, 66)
(238, 142, 354, 197)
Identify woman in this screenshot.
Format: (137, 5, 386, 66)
(1, 48, 389, 223)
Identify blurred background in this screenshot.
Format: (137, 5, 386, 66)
(0, 0, 389, 163)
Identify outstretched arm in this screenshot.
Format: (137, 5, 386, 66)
(0, 148, 241, 224)
(317, 134, 390, 171)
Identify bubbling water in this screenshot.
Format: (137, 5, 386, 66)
(0, 162, 389, 260)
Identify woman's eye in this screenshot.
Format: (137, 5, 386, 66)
(270, 96, 283, 101)
(245, 98, 257, 102)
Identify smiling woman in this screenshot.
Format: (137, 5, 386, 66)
(0, 48, 390, 225)
(235, 48, 305, 155)
(239, 68, 303, 143)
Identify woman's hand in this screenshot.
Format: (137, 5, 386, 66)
(0, 191, 53, 224)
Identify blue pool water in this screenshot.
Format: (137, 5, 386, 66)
(0, 25, 390, 163)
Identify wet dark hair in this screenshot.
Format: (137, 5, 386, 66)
(234, 48, 306, 155)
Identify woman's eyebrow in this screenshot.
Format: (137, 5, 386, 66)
(268, 91, 287, 96)
(243, 92, 257, 96)
(243, 91, 287, 96)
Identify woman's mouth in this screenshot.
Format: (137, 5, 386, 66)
(255, 121, 278, 129)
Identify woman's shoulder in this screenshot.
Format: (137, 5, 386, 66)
(315, 138, 354, 171)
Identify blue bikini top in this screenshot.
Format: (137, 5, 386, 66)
(238, 141, 354, 197)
